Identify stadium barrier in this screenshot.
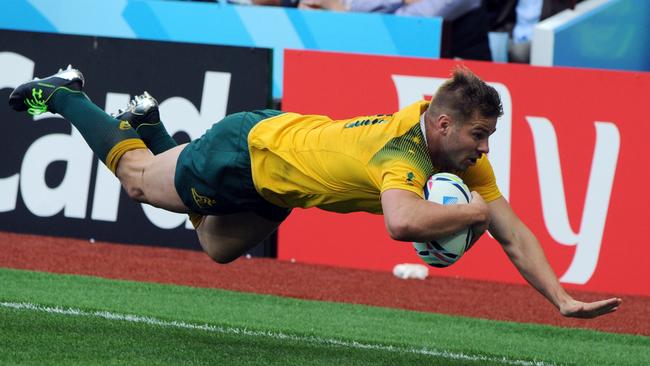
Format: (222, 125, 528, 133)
(532, 0, 650, 72)
(280, 49, 650, 297)
(0, 0, 442, 99)
(0, 30, 274, 255)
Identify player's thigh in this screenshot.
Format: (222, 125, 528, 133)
(141, 144, 188, 213)
(196, 212, 281, 264)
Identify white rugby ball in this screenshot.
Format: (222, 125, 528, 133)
(412, 173, 473, 268)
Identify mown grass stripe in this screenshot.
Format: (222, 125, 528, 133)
(1, 301, 554, 366)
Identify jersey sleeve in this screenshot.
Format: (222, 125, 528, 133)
(459, 155, 502, 202)
(378, 160, 427, 199)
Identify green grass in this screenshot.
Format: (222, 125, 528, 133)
(1, 268, 648, 365)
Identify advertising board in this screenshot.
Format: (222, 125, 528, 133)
(281, 49, 650, 296)
(0, 30, 273, 254)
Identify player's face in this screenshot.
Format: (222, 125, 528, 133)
(443, 115, 496, 171)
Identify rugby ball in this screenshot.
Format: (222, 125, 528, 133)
(412, 173, 473, 268)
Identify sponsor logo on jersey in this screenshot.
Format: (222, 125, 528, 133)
(343, 116, 390, 129)
(406, 172, 415, 185)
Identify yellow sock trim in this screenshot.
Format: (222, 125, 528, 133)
(188, 212, 205, 229)
(105, 138, 147, 174)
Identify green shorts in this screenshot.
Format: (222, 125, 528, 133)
(174, 110, 291, 222)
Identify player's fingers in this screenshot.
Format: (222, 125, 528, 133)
(587, 305, 618, 318)
(592, 297, 623, 311)
(601, 306, 619, 315)
(590, 306, 618, 318)
(597, 301, 621, 314)
(580, 299, 621, 318)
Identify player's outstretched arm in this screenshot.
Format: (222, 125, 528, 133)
(486, 197, 622, 319)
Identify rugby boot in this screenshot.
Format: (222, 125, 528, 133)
(8, 65, 85, 116)
(112, 91, 176, 155)
(111, 91, 160, 131)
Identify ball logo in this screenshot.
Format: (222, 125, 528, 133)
(442, 196, 458, 205)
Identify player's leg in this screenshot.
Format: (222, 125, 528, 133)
(8, 66, 188, 212)
(8, 66, 274, 262)
(116, 144, 189, 213)
(8, 66, 146, 175)
(171, 110, 290, 263)
(118, 144, 279, 263)
(195, 213, 281, 264)
(113, 96, 284, 262)
(112, 92, 177, 155)
(115, 105, 284, 262)
(113, 93, 205, 225)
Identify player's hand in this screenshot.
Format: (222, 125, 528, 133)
(469, 225, 485, 247)
(559, 297, 622, 319)
(469, 191, 489, 230)
(468, 192, 489, 246)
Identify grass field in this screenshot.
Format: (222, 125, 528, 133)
(1, 268, 648, 365)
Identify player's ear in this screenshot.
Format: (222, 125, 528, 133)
(436, 114, 452, 135)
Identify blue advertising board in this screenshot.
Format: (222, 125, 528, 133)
(555, 0, 649, 71)
(0, 0, 442, 98)
(532, 0, 649, 72)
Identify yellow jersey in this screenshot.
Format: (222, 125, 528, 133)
(247, 101, 501, 214)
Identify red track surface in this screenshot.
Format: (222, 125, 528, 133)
(1, 231, 648, 336)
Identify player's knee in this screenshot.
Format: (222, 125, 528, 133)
(123, 183, 146, 202)
(115, 149, 152, 203)
(204, 246, 237, 264)
(199, 237, 240, 264)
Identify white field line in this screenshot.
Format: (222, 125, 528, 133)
(2, 301, 556, 366)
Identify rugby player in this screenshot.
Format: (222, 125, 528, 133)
(9, 65, 621, 319)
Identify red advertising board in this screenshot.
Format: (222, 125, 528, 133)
(280, 50, 650, 296)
